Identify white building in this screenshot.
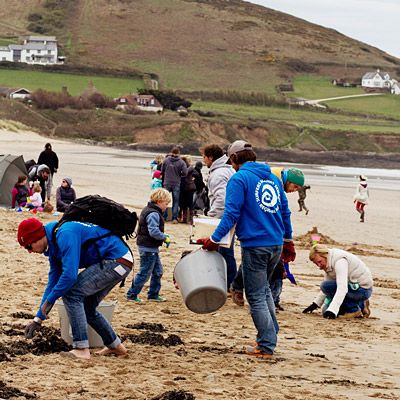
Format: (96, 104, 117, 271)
(0, 36, 63, 65)
(361, 69, 391, 89)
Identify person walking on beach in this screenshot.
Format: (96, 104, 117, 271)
(19, 217, 132, 360)
(161, 147, 188, 223)
(201, 144, 236, 291)
(297, 185, 311, 215)
(127, 188, 171, 304)
(198, 140, 294, 359)
(38, 143, 59, 200)
(303, 244, 373, 319)
(354, 175, 369, 222)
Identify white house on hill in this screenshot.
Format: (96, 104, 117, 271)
(361, 69, 391, 89)
(0, 36, 63, 65)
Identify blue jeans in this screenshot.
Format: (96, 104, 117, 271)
(320, 280, 373, 314)
(242, 245, 282, 355)
(163, 184, 180, 221)
(127, 251, 163, 299)
(270, 278, 283, 306)
(62, 259, 131, 349)
(218, 238, 237, 291)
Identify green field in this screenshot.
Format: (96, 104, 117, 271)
(192, 100, 400, 135)
(292, 75, 363, 99)
(0, 69, 144, 97)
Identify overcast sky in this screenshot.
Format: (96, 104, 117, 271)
(247, 0, 400, 57)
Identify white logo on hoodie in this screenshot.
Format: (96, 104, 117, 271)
(255, 179, 280, 213)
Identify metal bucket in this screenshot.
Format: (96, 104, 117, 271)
(174, 249, 227, 314)
(56, 300, 116, 348)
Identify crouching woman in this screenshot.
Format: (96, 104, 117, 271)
(303, 244, 373, 319)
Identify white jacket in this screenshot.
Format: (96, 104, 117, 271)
(354, 183, 369, 204)
(207, 155, 235, 218)
(313, 248, 373, 316)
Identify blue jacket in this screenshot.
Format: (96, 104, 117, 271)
(36, 221, 129, 319)
(211, 162, 292, 248)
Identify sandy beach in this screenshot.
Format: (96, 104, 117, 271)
(0, 129, 399, 400)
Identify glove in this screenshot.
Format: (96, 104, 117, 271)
(197, 237, 219, 251)
(25, 320, 42, 339)
(164, 234, 171, 248)
(323, 310, 336, 319)
(282, 240, 296, 263)
(302, 302, 318, 314)
(41, 300, 54, 319)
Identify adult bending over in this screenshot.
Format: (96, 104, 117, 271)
(303, 244, 373, 319)
(18, 218, 132, 360)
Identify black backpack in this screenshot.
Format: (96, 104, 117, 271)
(57, 195, 138, 240)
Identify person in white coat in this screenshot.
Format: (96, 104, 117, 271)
(354, 175, 369, 222)
(303, 244, 373, 319)
(202, 144, 236, 290)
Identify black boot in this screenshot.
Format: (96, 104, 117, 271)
(360, 211, 365, 222)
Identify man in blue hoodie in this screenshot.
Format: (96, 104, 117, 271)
(18, 218, 132, 360)
(200, 140, 295, 359)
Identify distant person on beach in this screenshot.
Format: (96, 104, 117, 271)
(303, 244, 373, 319)
(354, 175, 369, 222)
(38, 143, 59, 200)
(298, 185, 311, 215)
(161, 147, 188, 223)
(18, 217, 132, 360)
(201, 144, 236, 291)
(198, 140, 294, 359)
(29, 182, 44, 210)
(126, 188, 171, 304)
(150, 154, 164, 173)
(11, 175, 32, 209)
(56, 177, 76, 212)
(151, 170, 163, 190)
(231, 166, 304, 309)
(179, 155, 196, 224)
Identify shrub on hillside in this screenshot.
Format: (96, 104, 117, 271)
(286, 58, 317, 73)
(30, 89, 115, 110)
(137, 89, 192, 111)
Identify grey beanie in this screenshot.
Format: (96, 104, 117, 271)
(63, 177, 72, 187)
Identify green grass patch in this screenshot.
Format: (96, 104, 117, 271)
(326, 95, 400, 119)
(0, 38, 17, 46)
(293, 75, 363, 99)
(0, 68, 144, 97)
(192, 100, 400, 135)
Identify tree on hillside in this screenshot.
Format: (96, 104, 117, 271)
(137, 89, 192, 111)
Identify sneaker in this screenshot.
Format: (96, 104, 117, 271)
(339, 310, 363, 319)
(245, 345, 273, 359)
(127, 296, 143, 305)
(148, 295, 167, 302)
(305, 210, 309, 215)
(362, 299, 371, 318)
(232, 290, 245, 307)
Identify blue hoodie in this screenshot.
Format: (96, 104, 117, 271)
(211, 162, 292, 248)
(36, 221, 129, 319)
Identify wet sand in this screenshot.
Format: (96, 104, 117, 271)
(0, 129, 399, 399)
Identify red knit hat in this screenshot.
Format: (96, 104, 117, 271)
(17, 218, 46, 247)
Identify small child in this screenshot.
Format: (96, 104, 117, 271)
(151, 170, 163, 190)
(30, 182, 43, 210)
(127, 188, 172, 304)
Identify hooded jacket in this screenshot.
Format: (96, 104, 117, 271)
(161, 155, 188, 187)
(211, 161, 292, 247)
(207, 154, 235, 218)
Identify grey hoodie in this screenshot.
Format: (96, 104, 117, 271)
(161, 155, 188, 187)
(207, 154, 235, 218)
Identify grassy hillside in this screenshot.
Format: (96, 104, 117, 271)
(0, 0, 399, 94)
(0, 69, 144, 97)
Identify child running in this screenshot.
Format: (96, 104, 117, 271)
(127, 188, 172, 304)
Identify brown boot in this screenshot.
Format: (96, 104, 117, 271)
(360, 211, 365, 223)
(181, 208, 188, 223)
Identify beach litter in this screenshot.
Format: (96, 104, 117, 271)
(150, 389, 195, 400)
